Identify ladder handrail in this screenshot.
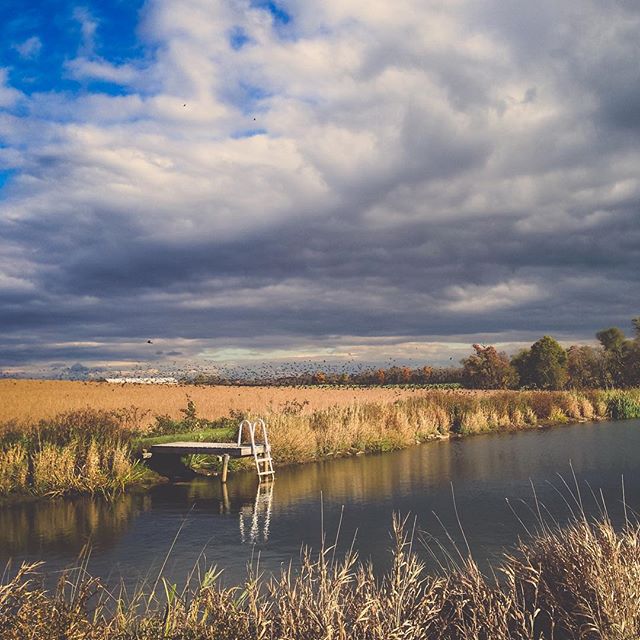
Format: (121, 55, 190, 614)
(237, 419, 253, 445)
(237, 419, 270, 447)
(236, 418, 275, 482)
(254, 418, 269, 450)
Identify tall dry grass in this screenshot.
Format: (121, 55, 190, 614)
(2, 514, 640, 639)
(1, 388, 638, 495)
(264, 390, 614, 465)
(0, 409, 147, 498)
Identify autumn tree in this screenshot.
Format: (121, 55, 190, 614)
(520, 336, 568, 390)
(622, 317, 640, 386)
(596, 325, 632, 387)
(461, 344, 518, 389)
(566, 345, 605, 389)
(624, 341, 640, 387)
(510, 349, 532, 387)
(312, 371, 327, 384)
(418, 366, 433, 383)
(596, 327, 626, 352)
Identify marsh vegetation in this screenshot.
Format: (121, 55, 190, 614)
(2, 513, 640, 639)
(1, 387, 640, 498)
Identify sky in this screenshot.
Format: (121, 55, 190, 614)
(1, 0, 639, 377)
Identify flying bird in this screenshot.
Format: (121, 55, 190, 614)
(147, 340, 153, 344)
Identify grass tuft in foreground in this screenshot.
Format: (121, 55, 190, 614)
(2, 514, 640, 639)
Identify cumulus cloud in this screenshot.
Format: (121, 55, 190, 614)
(1, 0, 639, 373)
(0, 69, 22, 108)
(444, 280, 547, 314)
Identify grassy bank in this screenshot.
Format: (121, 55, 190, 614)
(0, 410, 149, 498)
(1, 389, 640, 498)
(2, 514, 639, 639)
(265, 388, 640, 464)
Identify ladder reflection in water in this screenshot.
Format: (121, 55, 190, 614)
(239, 481, 274, 544)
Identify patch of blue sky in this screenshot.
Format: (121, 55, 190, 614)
(223, 81, 272, 116)
(242, 82, 271, 103)
(0, 0, 147, 96)
(250, 0, 296, 40)
(77, 79, 134, 97)
(251, 0, 291, 25)
(229, 26, 251, 51)
(91, 0, 147, 65)
(231, 128, 268, 139)
(0, 169, 16, 193)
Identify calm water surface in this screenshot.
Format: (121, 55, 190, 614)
(2, 419, 640, 588)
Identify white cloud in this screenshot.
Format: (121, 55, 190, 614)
(0, 272, 34, 293)
(73, 7, 98, 55)
(1, 0, 640, 368)
(65, 58, 140, 85)
(0, 69, 22, 108)
(14, 36, 42, 59)
(444, 280, 547, 313)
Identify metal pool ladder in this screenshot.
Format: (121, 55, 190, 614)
(238, 418, 275, 482)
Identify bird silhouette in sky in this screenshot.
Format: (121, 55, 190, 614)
(147, 340, 153, 344)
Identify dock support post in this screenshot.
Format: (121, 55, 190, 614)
(221, 482, 230, 513)
(221, 454, 230, 483)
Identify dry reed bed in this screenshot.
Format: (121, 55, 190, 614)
(1, 389, 639, 497)
(2, 514, 639, 639)
(0, 410, 146, 497)
(265, 390, 638, 464)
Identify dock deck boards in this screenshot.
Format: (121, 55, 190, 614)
(150, 442, 266, 457)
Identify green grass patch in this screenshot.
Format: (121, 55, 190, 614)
(133, 426, 236, 453)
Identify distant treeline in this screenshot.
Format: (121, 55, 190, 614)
(187, 317, 640, 391)
(462, 317, 640, 391)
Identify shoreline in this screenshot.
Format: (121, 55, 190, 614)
(0, 414, 625, 507)
(1, 387, 639, 503)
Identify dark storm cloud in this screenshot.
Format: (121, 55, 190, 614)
(1, 0, 639, 373)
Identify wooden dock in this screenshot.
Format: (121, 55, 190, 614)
(150, 442, 267, 457)
(148, 420, 274, 483)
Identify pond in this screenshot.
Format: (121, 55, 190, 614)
(2, 419, 639, 590)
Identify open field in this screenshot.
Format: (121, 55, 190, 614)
(0, 379, 450, 428)
(2, 514, 639, 639)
